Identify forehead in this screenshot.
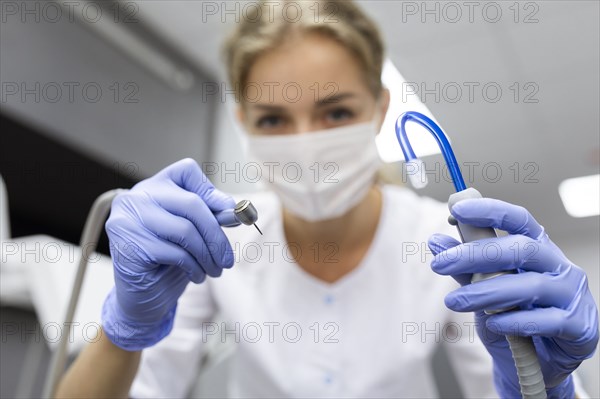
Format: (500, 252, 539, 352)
(244, 33, 370, 106)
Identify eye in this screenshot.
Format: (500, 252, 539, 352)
(256, 115, 283, 129)
(325, 108, 355, 124)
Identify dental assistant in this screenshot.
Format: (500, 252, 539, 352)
(56, 1, 598, 398)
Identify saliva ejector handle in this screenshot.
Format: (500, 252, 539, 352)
(448, 188, 547, 398)
(447, 188, 516, 314)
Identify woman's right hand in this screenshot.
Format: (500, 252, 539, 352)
(101, 158, 236, 351)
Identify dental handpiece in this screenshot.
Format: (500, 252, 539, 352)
(215, 199, 262, 235)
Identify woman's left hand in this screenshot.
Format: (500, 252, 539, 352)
(428, 198, 599, 398)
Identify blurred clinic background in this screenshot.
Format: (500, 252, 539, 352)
(1, 0, 599, 397)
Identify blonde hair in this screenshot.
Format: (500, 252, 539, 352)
(223, 0, 385, 100)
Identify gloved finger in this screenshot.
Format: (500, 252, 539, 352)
(450, 198, 544, 239)
(473, 311, 508, 345)
(152, 186, 235, 269)
(111, 225, 207, 284)
(428, 234, 471, 286)
(431, 234, 558, 276)
(485, 307, 595, 343)
(159, 158, 236, 212)
(138, 204, 224, 277)
(428, 233, 461, 255)
(443, 271, 577, 312)
(147, 240, 207, 284)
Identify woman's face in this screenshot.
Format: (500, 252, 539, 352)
(238, 32, 389, 135)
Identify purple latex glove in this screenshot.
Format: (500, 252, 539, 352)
(102, 158, 236, 351)
(428, 198, 598, 398)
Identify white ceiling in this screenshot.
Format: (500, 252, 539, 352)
(129, 0, 599, 238)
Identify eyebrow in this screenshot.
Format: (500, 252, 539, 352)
(315, 92, 356, 106)
(251, 104, 286, 112)
(249, 92, 357, 111)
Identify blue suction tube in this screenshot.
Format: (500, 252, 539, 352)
(395, 111, 467, 192)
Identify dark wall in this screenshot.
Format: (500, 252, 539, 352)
(0, 113, 139, 254)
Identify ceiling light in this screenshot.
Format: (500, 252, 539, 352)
(376, 59, 442, 163)
(558, 174, 600, 218)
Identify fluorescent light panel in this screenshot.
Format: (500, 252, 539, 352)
(558, 174, 600, 218)
(376, 59, 442, 163)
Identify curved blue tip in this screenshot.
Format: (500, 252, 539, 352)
(395, 111, 467, 192)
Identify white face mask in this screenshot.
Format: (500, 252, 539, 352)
(243, 119, 382, 221)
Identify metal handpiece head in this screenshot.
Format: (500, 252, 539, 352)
(234, 200, 263, 235)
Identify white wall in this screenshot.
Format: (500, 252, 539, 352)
(210, 103, 258, 195)
(0, 8, 215, 177)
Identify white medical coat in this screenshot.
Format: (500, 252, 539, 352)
(130, 184, 498, 398)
